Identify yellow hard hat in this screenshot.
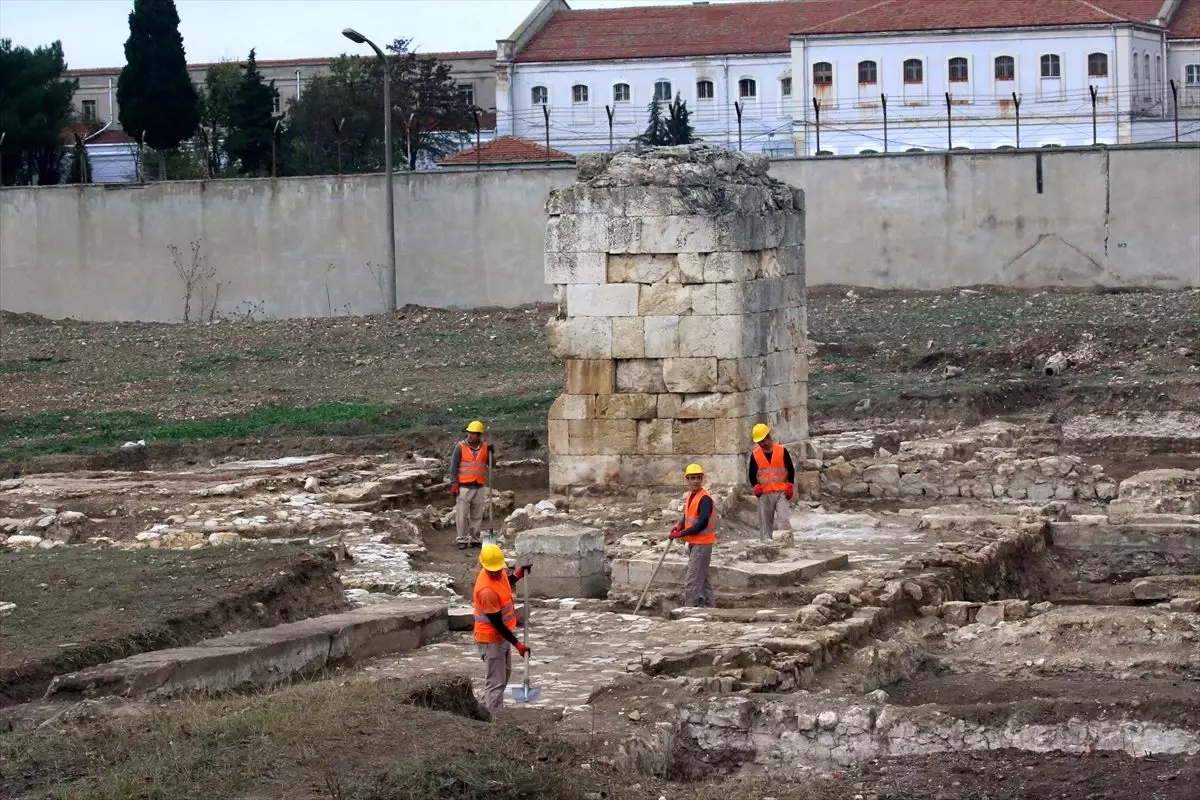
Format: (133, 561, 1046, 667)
(479, 543, 506, 571)
(752, 423, 770, 443)
(466, 420, 486, 434)
(684, 463, 704, 477)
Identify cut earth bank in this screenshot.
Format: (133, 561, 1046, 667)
(1, 412, 1198, 798)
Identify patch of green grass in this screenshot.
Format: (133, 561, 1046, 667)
(820, 353, 855, 364)
(249, 346, 287, 360)
(123, 370, 173, 382)
(0, 392, 557, 460)
(0, 357, 69, 375)
(181, 351, 241, 372)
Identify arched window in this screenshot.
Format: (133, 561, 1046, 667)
(813, 62, 833, 86)
(697, 79, 714, 99)
(858, 60, 878, 84)
(613, 83, 630, 102)
(948, 57, 969, 82)
(654, 80, 673, 102)
(1133, 53, 1139, 82)
(738, 78, 757, 98)
(1088, 53, 1108, 78)
(531, 86, 548, 105)
(1041, 54, 1061, 79)
(903, 59, 923, 83)
(571, 84, 589, 104)
(995, 56, 1015, 81)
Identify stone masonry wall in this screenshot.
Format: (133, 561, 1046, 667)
(544, 146, 808, 492)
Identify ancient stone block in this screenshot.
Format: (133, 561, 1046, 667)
(662, 357, 719, 393)
(715, 358, 765, 392)
(545, 251, 608, 285)
(638, 284, 717, 316)
(607, 253, 678, 284)
(565, 359, 615, 395)
(677, 252, 705, 284)
(615, 359, 667, 393)
(549, 394, 593, 420)
(611, 317, 646, 359)
(594, 393, 657, 420)
(714, 417, 754, 454)
(659, 391, 759, 420)
(673, 419, 717, 453)
(677, 315, 744, 358)
(548, 419, 569, 455)
(566, 283, 638, 317)
(546, 316, 611, 359)
(704, 251, 758, 283)
(567, 419, 637, 455)
(637, 419, 673, 454)
(643, 315, 682, 358)
(548, 455, 622, 490)
(514, 524, 607, 599)
(637, 215, 718, 253)
(545, 213, 610, 252)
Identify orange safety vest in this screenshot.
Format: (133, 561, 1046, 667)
(457, 441, 490, 486)
(752, 445, 789, 494)
(472, 568, 517, 644)
(683, 488, 717, 546)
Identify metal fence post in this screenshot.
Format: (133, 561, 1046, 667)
(1089, 85, 1098, 145)
(882, 93, 888, 153)
(1013, 92, 1021, 148)
(813, 97, 821, 155)
(1170, 80, 1180, 142)
(734, 101, 744, 151)
(945, 92, 952, 150)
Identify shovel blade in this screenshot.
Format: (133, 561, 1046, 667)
(510, 684, 541, 704)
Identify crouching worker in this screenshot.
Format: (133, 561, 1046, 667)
(472, 543, 531, 713)
(669, 463, 717, 608)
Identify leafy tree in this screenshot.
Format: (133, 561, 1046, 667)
(224, 50, 279, 175)
(636, 93, 696, 147)
(65, 133, 90, 183)
(384, 39, 475, 170)
(196, 61, 242, 177)
(116, 0, 200, 177)
(0, 39, 77, 185)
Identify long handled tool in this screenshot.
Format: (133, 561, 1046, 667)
(510, 563, 541, 704)
(633, 536, 674, 615)
(484, 457, 495, 545)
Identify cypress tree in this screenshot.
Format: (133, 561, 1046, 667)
(225, 49, 279, 175)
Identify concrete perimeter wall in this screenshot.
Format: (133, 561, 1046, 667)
(2, 145, 1197, 322)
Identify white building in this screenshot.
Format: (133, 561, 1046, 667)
(493, 0, 1200, 157)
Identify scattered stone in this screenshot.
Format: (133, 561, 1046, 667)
(304, 476, 320, 492)
(208, 532, 241, 546)
(772, 529, 795, 547)
(817, 710, 838, 729)
(1168, 597, 1200, 612)
(1030, 601, 1054, 616)
(7, 535, 43, 548)
(865, 689, 889, 704)
(135, 531, 161, 542)
(0, 602, 15, 617)
(940, 601, 977, 627)
(974, 603, 1006, 625)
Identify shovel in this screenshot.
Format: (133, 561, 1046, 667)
(633, 535, 675, 615)
(510, 562, 541, 704)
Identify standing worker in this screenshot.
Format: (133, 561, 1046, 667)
(450, 420, 494, 550)
(747, 423, 795, 542)
(669, 463, 717, 608)
(472, 542, 531, 713)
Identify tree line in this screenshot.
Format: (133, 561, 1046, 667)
(0, 0, 478, 185)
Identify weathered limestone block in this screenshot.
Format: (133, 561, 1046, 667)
(662, 357, 719, 393)
(514, 524, 608, 599)
(1110, 469, 1200, 520)
(644, 315, 683, 358)
(566, 419, 638, 455)
(677, 315, 746, 358)
(565, 359, 615, 395)
(704, 251, 759, 283)
(639, 284, 717, 316)
(616, 359, 667, 393)
(673, 419, 717, 453)
(566, 283, 639, 317)
(594, 393, 657, 420)
(608, 253, 679, 284)
(637, 215, 720, 253)
(677, 252, 705, 283)
(545, 251, 607, 285)
(546, 316, 611, 359)
(637, 419, 674, 454)
(611, 317, 646, 358)
(549, 395, 593, 420)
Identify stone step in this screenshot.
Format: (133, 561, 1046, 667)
(45, 600, 449, 701)
(610, 550, 849, 594)
(1050, 521, 1200, 554)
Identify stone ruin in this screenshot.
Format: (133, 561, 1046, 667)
(543, 145, 809, 493)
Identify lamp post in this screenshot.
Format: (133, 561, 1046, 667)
(342, 27, 396, 312)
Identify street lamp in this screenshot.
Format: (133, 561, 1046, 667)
(342, 27, 396, 312)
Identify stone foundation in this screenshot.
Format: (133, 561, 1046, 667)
(544, 145, 808, 492)
(514, 524, 608, 599)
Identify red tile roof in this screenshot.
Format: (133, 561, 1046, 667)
(514, 0, 1167, 63)
(439, 136, 574, 166)
(64, 50, 494, 77)
(1168, 0, 1200, 39)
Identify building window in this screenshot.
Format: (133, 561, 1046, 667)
(572, 84, 589, 104)
(995, 56, 1015, 81)
(858, 60, 877, 84)
(532, 86, 548, 105)
(654, 80, 673, 101)
(457, 84, 475, 106)
(696, 79, 714, 99)
(813, 62, 832, 86)
(1040, 54, 1061, 79)
(738, 78, 757, 98)
(903, 59, 923, 83)
(780, 77, 792, 97)
(272, 95, 280, 113)
(1145, 54, 1151, 96)
(613, 83, 630, 102)
(1088, 53, 1108, 78)
(1187, 64, 1200, 84)
(1133, 53, 1139, 82)
(81, 99, 97, 121)
(948, 57, 969, 82)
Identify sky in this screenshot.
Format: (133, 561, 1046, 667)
(0, 0, 719, 69)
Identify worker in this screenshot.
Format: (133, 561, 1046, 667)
(472, 542, 531, 713)
(747, 423, 795, 542)
(449, 420, 495, 550)
(669, 463, 716, 608)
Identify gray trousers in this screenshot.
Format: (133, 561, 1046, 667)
(476, 641, 512, 713)
(683, 543, 715, 607)
(758, 491, 791, 541)
(455, 484, 488, 544)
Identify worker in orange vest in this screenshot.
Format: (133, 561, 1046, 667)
(748, 423, 795, 541)
(473, 542, 531, 713)
(669, 463, 716, 607)
(450, 420, 494, 550)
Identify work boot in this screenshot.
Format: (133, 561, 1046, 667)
(456, 542, 469, 550)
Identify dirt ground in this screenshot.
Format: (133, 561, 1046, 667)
(0, 546, 344, 705)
